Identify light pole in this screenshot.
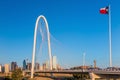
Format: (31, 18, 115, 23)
(83, 52, 85, 71)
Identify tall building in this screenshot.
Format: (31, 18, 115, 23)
(2, 66, 4, 73)
(53, 56, 57, 70)
(0, 64, 2, 72)
(46, 60, 49, 70)
(43, 63, 46, 70)
(35, 63, 40, 70)
(23, 60, 26, 70)
(11, 62, 18, 71)
(94, 60, 96, 68)
(4, 64, 10, 73)
(27, 63, 31, 70)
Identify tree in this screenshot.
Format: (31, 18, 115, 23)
(11, 68, 23, 80)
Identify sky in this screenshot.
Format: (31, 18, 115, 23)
(0, 0, 120, 68)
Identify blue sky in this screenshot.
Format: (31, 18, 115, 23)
(0, 0, 120, 68)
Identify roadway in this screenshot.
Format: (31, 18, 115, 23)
(24, 69, 120, 75)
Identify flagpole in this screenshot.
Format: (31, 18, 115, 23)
(108, 4, 112, 67)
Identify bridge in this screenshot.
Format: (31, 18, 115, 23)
(30, 15, 118, 80)
(24, 69, 120, 80)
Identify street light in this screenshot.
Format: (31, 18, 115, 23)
(83, 52, 85, 72)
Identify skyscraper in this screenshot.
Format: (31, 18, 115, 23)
(4, 64, 10, 73)
(11, 62, 17, 71)
(0, 64, 2, 73)
(94, 60, 96, 68)
(27, 63, 31, 70)
(23, 60, 26, 70)
(35, 63, 40, 70)
(53, 56, 57, 70)
(43, 63, 46, 70)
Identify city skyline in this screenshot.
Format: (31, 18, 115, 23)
(0, 0, 120, 68)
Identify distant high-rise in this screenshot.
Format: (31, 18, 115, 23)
(46, 60, 49, 70)
(94, 60, 96, 68)
(23, 60, 26, 70)
(0, 64, 2, 72)
(35, 63, 40, 70)
(53, 56, 57, 70)
(42, 61, 49, 70)
(43, 63, 46, 70)
(11, 62, 17, 71)
(4, 64, 10, 73)
(27, 63, 31, 70)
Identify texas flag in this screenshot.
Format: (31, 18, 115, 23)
(100, 6, 109, 14)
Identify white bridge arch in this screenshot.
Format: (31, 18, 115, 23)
(31, 15, 53, 78)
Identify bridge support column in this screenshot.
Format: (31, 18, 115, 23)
(107, 79, 109, 80)
(50, 73, 54, 78)
(89, 72, 101, 80)
(113, 78, 117, 80)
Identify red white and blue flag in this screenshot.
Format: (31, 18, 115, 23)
(100, 6, 109, 14)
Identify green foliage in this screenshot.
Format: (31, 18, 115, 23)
(11, 68, 23, 80)
(5, 76, 12, 80)
(73, 73, 90, 79)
